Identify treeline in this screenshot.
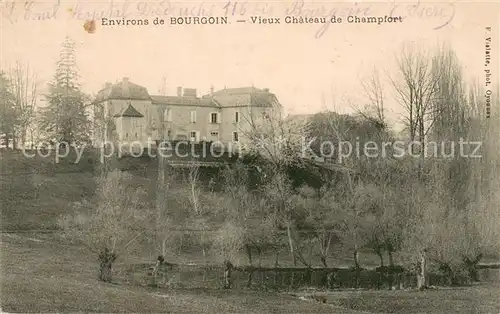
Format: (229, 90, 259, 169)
(1, 36, 91, 149)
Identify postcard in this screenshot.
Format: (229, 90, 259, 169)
(1, 1, 499, 313)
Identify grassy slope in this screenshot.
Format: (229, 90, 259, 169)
(0, 150, 382, 268)
(0, 233, 361, 313)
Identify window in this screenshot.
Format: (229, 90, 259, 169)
(210, 112, 218, 124)
(125, 132, 128, 139)
(135, 133, 138, 138)
(190, 111, 197, 123)
(235, 111, 240, 123)
(190, 131, 199, 142)
(167, 130, 171, 139)
(233, 132, 239, 142)
(164, 108, 172, 122)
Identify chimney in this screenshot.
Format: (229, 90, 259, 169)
(263, 88, 270, 92)
(210, 86, 214, 95)
(123, 77, 129, 83)
(177, 86, 182, 97)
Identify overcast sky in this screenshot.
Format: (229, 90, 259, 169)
(1, 0, 498, 129)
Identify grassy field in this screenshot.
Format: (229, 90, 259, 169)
(2, 232, 499, 313)
(0, 232, 362, 313)
(323, 285, 500, 313)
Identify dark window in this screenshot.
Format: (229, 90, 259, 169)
(210, 113, 218, 124)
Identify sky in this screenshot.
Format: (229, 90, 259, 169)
(1, 0, 498, 130)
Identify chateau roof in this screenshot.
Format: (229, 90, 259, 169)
(94, 79, 280, 109)
(211, 87, 278, 108)
(212, 86, 264, 95)
(151, 95, 214, 106)
(95, 78, 151, 103)
(114, 104, 144, 118)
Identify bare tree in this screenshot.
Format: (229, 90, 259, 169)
(187, 164, 202, 215)
(212, 220, 245, 288)
(9, 61, 38, 148)
(389, 43, 442, 156)
(237, 100, 310, 266)
(58, 171, 151, 282)
(356, 67, 386, 130)
(292, 185, 341, 267)
(155, 154, 175, 258)
(0, 71, 18, 148)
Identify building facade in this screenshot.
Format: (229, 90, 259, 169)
(92, 77, 283, 153)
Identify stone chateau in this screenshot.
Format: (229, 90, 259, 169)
(92, 77, 284, 152)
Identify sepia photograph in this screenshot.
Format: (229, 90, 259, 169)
(1, 0, 499, 313)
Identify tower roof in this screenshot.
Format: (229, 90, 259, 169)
(114, 104, 144, 117)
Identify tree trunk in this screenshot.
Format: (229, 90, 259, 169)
(98, 248, 117, 283)
(274, 246, 279, 267)
(12, 131, 17, 149)
(223, 260, 233, 289)
(376, 249, 384, 267)
(150, 257, 164, 287)
(245, 244, 253, 266)
(388, 250, 395, 267)
(417, 250, 427, 290)
(353, 249, 360, 269)
(308, 238, 313, 266)
(320, 256, 328, 268)
(257, 247, 262, 267)
(353, 249, 361, 288)
(286, 222, 297, 266)
(247, 269, 253, 288)
(319, 234, 330, 268)
(464, 254, 483, 282)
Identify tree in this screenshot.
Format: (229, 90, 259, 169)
(239, 102, 310, 266)
(292, 185, 341, 267)
(40, 36, 90, 145)
(154, 156, 175, 258)
(389, 43, 442, 158)
(221, 164, 280, 267)
(212, 220, 245, 288)
(58, 171, 151, 282)
(356, 67, 387, 130)
(0, 71, 18, 148)
(9, 61, 38, 148)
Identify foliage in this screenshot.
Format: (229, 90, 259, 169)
(0, 71, 19, 146)
(39, 36, 90, 144)
(58, 171, 151, 255)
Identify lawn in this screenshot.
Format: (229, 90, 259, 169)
(2, 232, 499, 313)
(0, 232, 361, 313)
(322, 285, 500, 313)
